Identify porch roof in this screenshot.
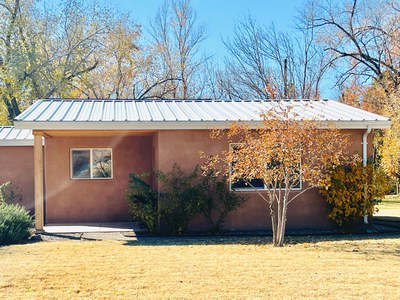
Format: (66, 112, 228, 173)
(0, 126, 34, 146)
(14, 98, 391, 130)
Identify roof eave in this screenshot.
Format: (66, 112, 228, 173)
(14, 120, 391, 131)
(0, 140, 34, 146)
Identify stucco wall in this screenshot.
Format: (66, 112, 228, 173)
(155, 129, 372, 231)
(0, 146, 34, 213)
(42, 128, 374, 228)
(45, 135, 152, 223)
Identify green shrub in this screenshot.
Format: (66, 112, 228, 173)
(199, 170, 247, 233)
(127, 165, 247, 236)
(126, 173, 158, 234)
(157, 165, 203, 236)
(0, 203, 34, 246)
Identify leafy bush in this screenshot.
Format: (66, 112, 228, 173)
(320, 159, 388, 229)
(0, 203, 34, 246)
(0, 181, 22, 205)
(157, 165, 203, 236)
(199, 170, 247, 233)
(126, 173, 158, 234)
(126, 165, 247, 236)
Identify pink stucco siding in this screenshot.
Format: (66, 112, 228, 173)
(155, 129, 373, 230)
(0, 146, 34, 213)
(37, 128, 374, 229)
(44, 135, 153, 223)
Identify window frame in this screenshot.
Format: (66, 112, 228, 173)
(228, 143, 302, 192)
(70, 148, 113, 180)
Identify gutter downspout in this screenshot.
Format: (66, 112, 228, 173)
(362, 126, 372, 224)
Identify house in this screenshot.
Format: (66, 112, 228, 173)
(12, 98, 391, 232)
(0, 126, 35, 212)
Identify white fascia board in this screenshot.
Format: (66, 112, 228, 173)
(14, 120, 391, 131)
(0, 140, 34, 146)
(319, 121, 391, 129)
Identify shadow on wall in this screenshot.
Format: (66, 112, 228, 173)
(0, 181, 34, 214)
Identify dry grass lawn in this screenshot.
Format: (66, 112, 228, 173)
(1, 235, 400, 299)
(380, 195, 400, 209)
(376, 195, 400, 217)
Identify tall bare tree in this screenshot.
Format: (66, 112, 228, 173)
(221, 15, 328, 100)
(304, 0, 400, 93)
(147, 0, 208, 99)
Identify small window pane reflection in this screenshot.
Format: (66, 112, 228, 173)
(72, 150, 90, 178)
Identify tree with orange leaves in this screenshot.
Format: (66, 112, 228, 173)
(340, 78, 389, 115)
(202, 102, 348, 246)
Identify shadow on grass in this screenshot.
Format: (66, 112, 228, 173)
(26, 225, 400, 258)
(305, 233, 400, 257)
(375, 215, 400, 222)
(122, 231, 400, 248)
(122, 232, 400, 257)
(29, 232, 98, 243)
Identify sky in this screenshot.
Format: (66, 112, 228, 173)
(117, 0, 303, 61)
(107, 0, 336, 98)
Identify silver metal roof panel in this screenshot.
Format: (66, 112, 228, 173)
(155, 101, 175, 121)
(115, 101, 127, 121)
(14, 99, 391, 130)
(0, 126, 34, 146)
(146, 101, 164, 121)
(167, 101, 189, 121)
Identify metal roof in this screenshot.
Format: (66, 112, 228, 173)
(0, 126, 34, 146)
(14, 99, 391, 130)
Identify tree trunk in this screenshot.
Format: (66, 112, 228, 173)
(11, 97, 21, 117)
(277, 199, 288, 247)
(271, 195, 288, 247)
(2, 94, 21, 122)
(275, 194, 282, 246)
(270, 206, 278, 246)
(3, 97, 15, 121)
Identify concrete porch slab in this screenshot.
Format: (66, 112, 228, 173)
(43, 222, 145, 233)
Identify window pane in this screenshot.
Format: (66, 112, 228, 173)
(289, 171, 301, 189)
(232, 178, 264, 190)
(266, 165, 301, 190)
(292, 180, 301, 189)
(72, 150, 90, 178)
(92, 149, 112, 178)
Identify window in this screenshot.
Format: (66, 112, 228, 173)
(229, 143, 301, 191)
(265, 161, 302, 190)
(71, 148, 112, 179)
(231, 178, 265, 190)
(230, 143, 265, 191)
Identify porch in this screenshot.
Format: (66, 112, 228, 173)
(33, 131, 155, 230)
(43, 222, 144, 234)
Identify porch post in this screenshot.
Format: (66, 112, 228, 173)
(33, 133, 44, 232)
